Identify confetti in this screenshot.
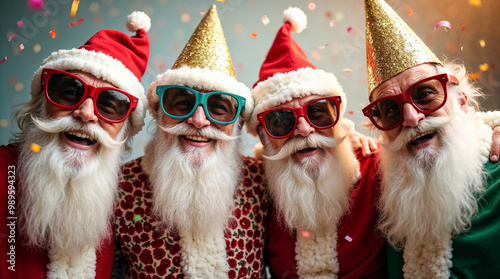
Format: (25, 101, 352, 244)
(251, 32, 258, 38)
(479, 39, 486, 48)
(34, 44, 42, 52)
(348, 111, 354, 115)
(0, 57, 6, 64)
(18, 44, 24, 51)
(342, 68, 353, 77)
(70, 0, 80, 18)
(335, 12, 345, 21)
(301, 231, 310, 237)
(308, 3, 316, 11)
(31, 143, 41, 152)
(28, 0, 44, 10)
(468, 0, 482, 7)
(318, 43, 328, 50)
(8, 34, 18, 42)
(325, 11, 332, 18)
(345, 235, 353, 242)
(435, 21, 451, 31)
(133, 215, 141, 222)
(468, 72, 481, 81)
(408, 9, 413, 16)
(347, 27, 353, 33)
(329, 20, 335, 27)
(460, 24, 466, 30)
(311, 50, 320, 61)
(181, 13, 190, 23)
(216, 0, 225, 2)
(68, 17, 85, 27)
(200, 12, 206, 16)
(261, 15, 270, 25)
(49, 30, 57, 38)
(479, 63, 489, 72)
(0, 119, 8, 128)
(17, 21, 24, 28)
(15, 83, 24, 91)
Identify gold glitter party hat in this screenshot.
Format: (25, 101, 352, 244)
(172, 5, 236, 78)
(365, 0, 442, 97)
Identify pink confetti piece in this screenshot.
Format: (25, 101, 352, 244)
(8, 34, 18, 42)
(342, 68, 353, 77)
(301, 231, 311, 237)
(347, 27, 353, 33)
(329, 20, 335, 27)
(18, 44, 24, 51)
(0, 57, 7, 64)
(435, 21, 451, 31)
(17, 21, 24, 28)
(68, 17, 85, 27)
(345, 235, 353, 242)
(28, 0, 44, 10)
(460, 23, 466, 30)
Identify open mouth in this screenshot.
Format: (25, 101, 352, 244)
(409, 131, 436, 146)
(64, 131, 97, 146)
(183, 135, 211, 142)
(297, 147, 317, 153)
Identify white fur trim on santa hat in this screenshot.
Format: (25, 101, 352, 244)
(246, 67, 346, 136)
(127, 11, 151, 32)
(147, 66, 253, 120)
(30, 48, 147, 136)
(283, 7, 307, 33)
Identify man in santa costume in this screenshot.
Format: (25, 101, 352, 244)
(0, 11, 151, 279)
(113, 5, 268, 278)
(362, 0, 500, 277)
(245, 7, 386, 278)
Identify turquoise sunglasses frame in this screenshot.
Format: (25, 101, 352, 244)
(156, 85, 246, 125)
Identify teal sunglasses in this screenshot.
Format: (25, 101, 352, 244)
(156, 85, 246, 125)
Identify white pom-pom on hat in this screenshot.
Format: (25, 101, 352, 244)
(127, 11, 151, 32)
(283, 7, 307, 33)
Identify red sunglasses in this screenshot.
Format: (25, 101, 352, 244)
(257, 96, 342, 139)
(41, 68, 138, 123)
(363, 73, 459, 131)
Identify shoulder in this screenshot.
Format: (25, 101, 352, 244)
(0, 144, 18, 166)
(119, 156, 149, 192)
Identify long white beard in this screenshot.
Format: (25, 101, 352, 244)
(262, 131, 358, 231)
(143, 122, 243, 236)
(17, 115, 126, 256)
(378, 109, 486, 247)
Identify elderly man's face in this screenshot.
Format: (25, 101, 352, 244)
(262, 95, 335, 160)
(160, 88, 237, 154)
(370, 64, 466, 146)
(45, 71, 126, 153)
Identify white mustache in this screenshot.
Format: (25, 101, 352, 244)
(31, 115, 125, 149)
(158, 122, 240, 141)
(264, 133, 344, 161)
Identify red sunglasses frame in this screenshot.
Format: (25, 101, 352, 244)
(41, 68, 138, 123)
(257, 96, 342, 139)
(362, 73, 459, 131)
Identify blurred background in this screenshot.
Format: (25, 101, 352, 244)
(1, 0, 499, 162)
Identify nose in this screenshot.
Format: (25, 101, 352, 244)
(187, 105, 211, 128)
(401, 103, 425, 128)
(73, 98, 98, 123)
(293, 116, 314, 137)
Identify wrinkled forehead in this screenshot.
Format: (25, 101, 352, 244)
(371, 64, 442, 101)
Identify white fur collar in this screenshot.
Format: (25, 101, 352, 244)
(46, 246, 96, 279)
(295, 227, 339, 279)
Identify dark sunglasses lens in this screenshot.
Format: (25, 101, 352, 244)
(162, 87, 196, 117)
(96, 90, 131, 121)
(370, 98, 401, 129)
(410, 78, 446, 112)
(47, 73, 84, 106)
(264, 109, 295, 137)
(307, 98, 337, 128)
(207, 94, 239, 123)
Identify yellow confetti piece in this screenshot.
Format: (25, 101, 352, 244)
(15, 83, 23, 91)
(0, 119, 8, 127)
(301, 231, 310, 237)
(181, 13, 190, 23)
(408, 9, 413, 15)
(468, 72, 481, 81)
(261, 15, 270, 25)
(468, 0, 482, 7)
(70, 0, 80, 18)
(216, 0, 225, 2)
(311, 50, 320, 60)
(49, 30, 57, 38)
(31, 143, 41, 152)
(18, 44, 24, 51)
(479, 39, 486, 48)
(479, 63, 489, 72)
(34, 44, 41, 52)
(251, 32, 258, 38)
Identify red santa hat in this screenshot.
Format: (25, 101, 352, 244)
(30, 11, 151, 136)
(246, 7, 346, 136)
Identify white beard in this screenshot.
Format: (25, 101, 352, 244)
(17, 115, 127, 256)
(262, 131, 358, 231)
(143, 121, 243, 236)
(378, 108, 486, 247)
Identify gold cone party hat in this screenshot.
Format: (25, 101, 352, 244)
(365, 0, 442, 98)
(172, 5, 236, 78)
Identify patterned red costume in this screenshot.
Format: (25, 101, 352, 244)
(114, 155, 269, 278)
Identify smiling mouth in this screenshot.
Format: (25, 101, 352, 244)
(64, 131, 97, 145)
(409, 131, 436, 146)
(183, 135, 211, 142)
(296, 147, 317, 153)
